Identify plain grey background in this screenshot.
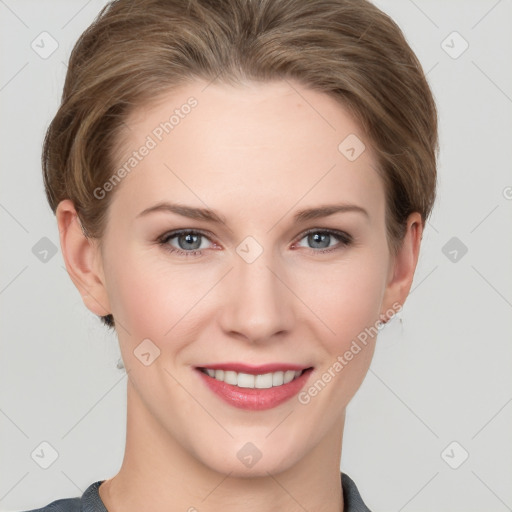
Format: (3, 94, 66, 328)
(1, 1, 511, 511)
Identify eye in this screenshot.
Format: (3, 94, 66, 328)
(295, 229, 352, 253)
(157, 228, 352, 258)
(158, 230, 214, 257)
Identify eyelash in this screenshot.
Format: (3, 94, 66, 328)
(157, 228, 353, 258)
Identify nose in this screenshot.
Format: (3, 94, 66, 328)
(217, 248, 296, 344)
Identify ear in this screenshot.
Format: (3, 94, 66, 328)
(56, 199, 111, 318)
(380, 212, 423, 322)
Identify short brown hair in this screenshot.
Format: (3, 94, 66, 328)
(43, 0, 438, 328)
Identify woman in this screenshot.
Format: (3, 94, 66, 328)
(26, 0, 437, 510)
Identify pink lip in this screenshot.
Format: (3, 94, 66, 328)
(196, 367, 314, 411)
(196, 362, 309, 374)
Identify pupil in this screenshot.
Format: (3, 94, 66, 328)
(310, 232, 329, 249)
(180, 233, 200, 250)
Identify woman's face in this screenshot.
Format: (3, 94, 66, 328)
(82, 79, 411, 476)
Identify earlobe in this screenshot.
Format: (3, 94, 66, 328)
(56, 199, 111, 317)
(380, 212, 423, 322)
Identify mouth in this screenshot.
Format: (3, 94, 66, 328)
(197, 366, 308, 388)
(195, 363, 314, 410)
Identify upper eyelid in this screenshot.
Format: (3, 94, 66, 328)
(160, 228, 215, 241)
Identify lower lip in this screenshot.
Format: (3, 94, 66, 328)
(196, 368, 313, 411)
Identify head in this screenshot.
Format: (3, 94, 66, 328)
(46, 0, 437, 477)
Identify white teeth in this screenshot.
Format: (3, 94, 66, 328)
(283, 370, 296, 384)
(224, 370, 238, 385)
(272, 371, 284, 386)
(201, 368, 304, 388)
(255, 373, 273, 389)
(237, 373, 255, 388)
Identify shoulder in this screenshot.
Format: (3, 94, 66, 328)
(341, 472, 373, 512)
(17, 497, 81, 512)
(18, 481, 106, 512)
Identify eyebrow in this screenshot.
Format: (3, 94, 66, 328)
(136, 202, 369, 224)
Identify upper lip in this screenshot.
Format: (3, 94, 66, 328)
(197, 362, 312, 374)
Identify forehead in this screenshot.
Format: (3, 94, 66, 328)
(109, 79, 384, 223)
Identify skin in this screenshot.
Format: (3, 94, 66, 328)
(57, 79, 422, 512)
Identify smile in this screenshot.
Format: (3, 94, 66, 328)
(198, 368, 305, 388)
(196, 364, 314, 410)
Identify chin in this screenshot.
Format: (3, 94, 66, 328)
(193, 438, 302, 479)
(207, 457, 294, 479)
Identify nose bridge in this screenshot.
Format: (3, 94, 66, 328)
(218, 242, 294, 342)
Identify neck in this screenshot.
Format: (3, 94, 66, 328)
(100, 380, 345, 512)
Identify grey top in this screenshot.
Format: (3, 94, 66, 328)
(22, 472, 371, 512)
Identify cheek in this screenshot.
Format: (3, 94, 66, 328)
(105, 249, 218, 344)
(292, 259, 385, 412)
(295, 253, 387, 346)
